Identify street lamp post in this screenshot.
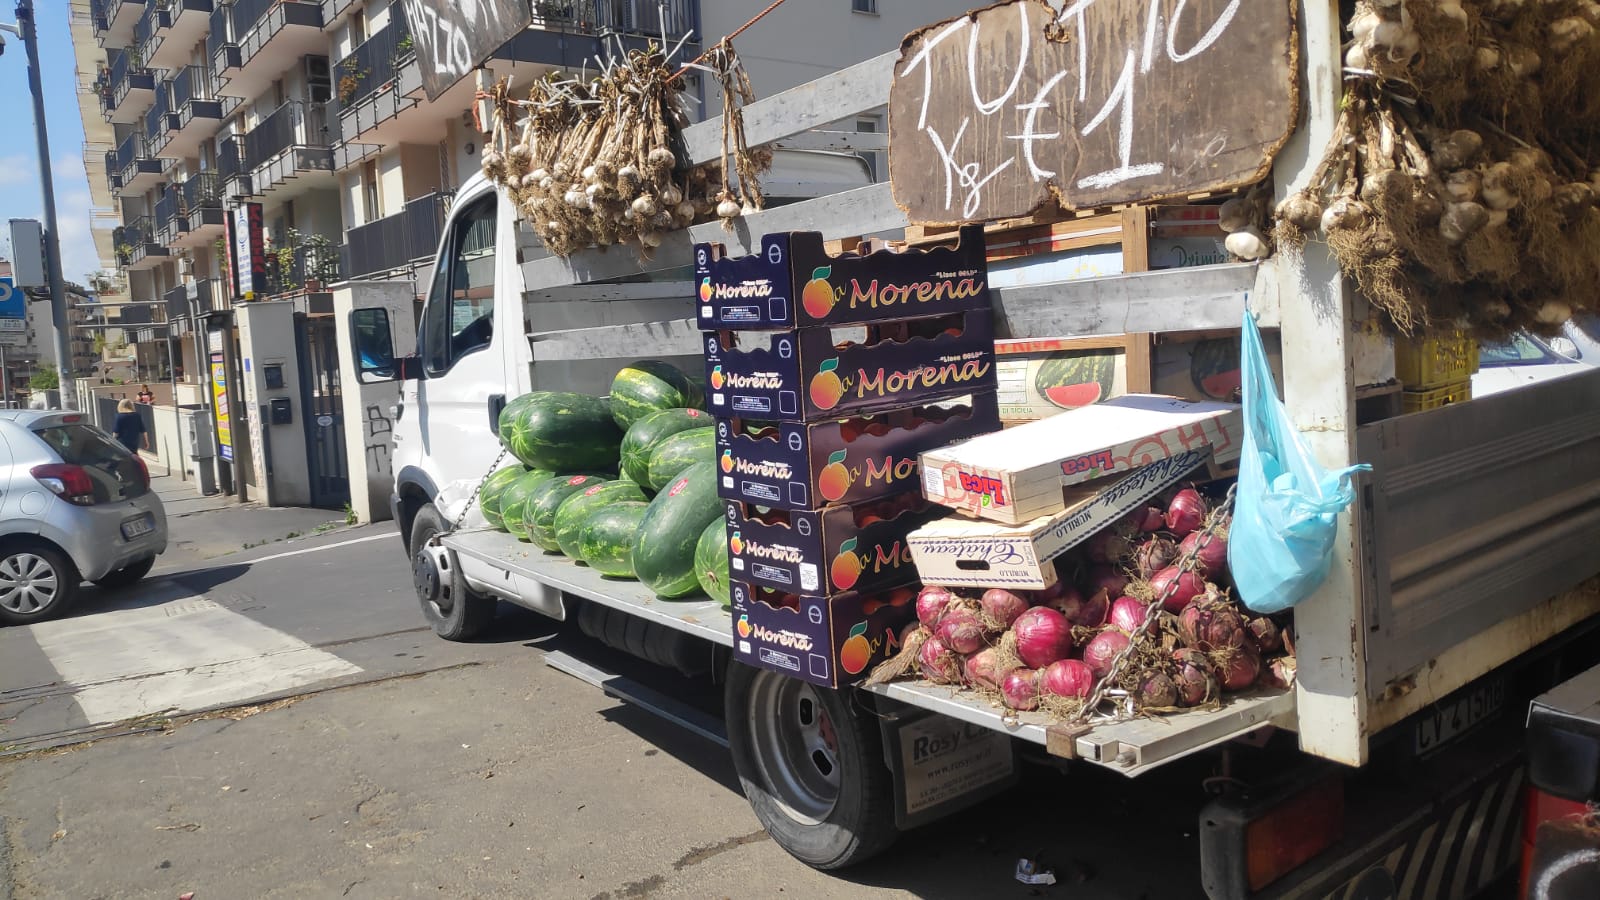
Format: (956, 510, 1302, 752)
(4, 0, 78, 409)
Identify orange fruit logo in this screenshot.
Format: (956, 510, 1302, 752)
(830, 538, 863, 590)
(839, 621, 872, 675)
(699, 277, 713, 302)
(720, 449, 734, 473)
(818, 450, 853, 502)
(729, 531, 744, 555)
(801, 266, 836, 320)
(710, 366, 726, 390)
(737, 615, 752, 638)
(809, 358, 845, 410)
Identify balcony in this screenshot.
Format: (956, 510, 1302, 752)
(153, 183, 179, 244)
(103, 149, 123, 194)
(165, 278, 225, 333)
(158, 67, 226, 159)
(142, 78, 172, 153)
(92, 0, 146, 47)
(111, 130, 168, 195)
(147, 1, 216, 70)
(213, 0, 326, 100)
(101, 48, 157, 125)
(217, 135, 253, 200)
(336, 7, 422, 146)
(171, 173, 226, 248)
(116, 216, 168, 270)
(265, 235, 342, 296)
(341, 191, 451, 280)
(498, 0, 699, 64)
(245, 100, 334, 194)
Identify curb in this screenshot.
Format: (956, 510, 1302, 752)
(0, 814, 13, 900)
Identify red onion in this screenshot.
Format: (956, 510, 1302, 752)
(1222, 645, 1262, 691)
(918, 635, 962, 684)
(1180, 604, 1247, 652)
(1130, 505, 1166, 533)
(1082, 628, 1132, 678)
(1246, 617, 1282, 654)
(1134, 537, 1179, 578)
(1033, 580, 1070, 604)
(1166, 488, 1208, 537)
(980, 589, 1030, 629)
(1086, 529, 1132, 564)
(936, 609, 987, 655)
(1039, 583, 1084, 619)
(1178, 530, 1228, 577)
(1137, 672, 1180, 708)
(1109, 596, 1148, 634)
(1261, 656, 1296, 690)
(964, 648, 1004, 690)
(1071, 589, 1110, 627)
(1086, 565, 1130, 598)
(1012, 607, 1074, 669)
(1171, 648, 1218, 706)
(916, 585, 956, 628)
(1000, 668, 1041, 711)
(1150, 566, 1205, 613)
(1041, 659, 1094, 699)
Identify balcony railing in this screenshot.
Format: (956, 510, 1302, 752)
(178, 171, 222, 213)
(172, 65, 213, 108)
(91, 0, 111, 33)
(265, 238, 342, 295)
(334, 5, 411, 108)
(342, 190, 451, 280)
(107, 48, 154, 110)
(218, 134, 244, 182)
(104, 149, 123, 192)
(144, 80, 172, 147)
(113, 130, 152, 176)
(154, 186, 178, 231)
(117, 216, 163, 266)
(134, 2, 159, 57)
(165, 278, 224, 321)
(244, 100, 331, 165)
(531, 0, 696, 37)
(229, 0, 274, 37)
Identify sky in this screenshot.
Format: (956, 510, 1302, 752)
(0, 2, 102, 287)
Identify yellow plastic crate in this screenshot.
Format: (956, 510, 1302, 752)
(1401, 380, 1472, 414)
(1395, 332, 1480, 389)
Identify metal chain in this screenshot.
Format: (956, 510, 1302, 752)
(433, 445, 511, 546)
(1069, 482, 1239, 724)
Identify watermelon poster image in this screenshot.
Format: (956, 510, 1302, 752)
(1034, 351, 1118, 410)
(1189, 338, 1242, 401)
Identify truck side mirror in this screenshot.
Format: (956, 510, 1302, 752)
(350, 307, 401, 384)
(1549, 336, 1581, 360)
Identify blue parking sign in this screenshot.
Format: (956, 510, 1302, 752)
(0, 277, 23, 320)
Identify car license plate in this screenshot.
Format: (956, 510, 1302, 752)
(1414, 676, 1507, 756)
(121, 515, 155, 540)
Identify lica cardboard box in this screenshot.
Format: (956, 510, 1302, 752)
(730, 580, 916, 688)
(694, 226, 990, 330)
(714, 393, 1001, 511)
(724, 494, 939, 597)
(704, 309, 997, 422)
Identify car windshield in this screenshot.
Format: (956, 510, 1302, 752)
(32, 422, 147, 502)
(1479, 333, 1563, 367)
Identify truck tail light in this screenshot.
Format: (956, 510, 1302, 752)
(1202, 771, 1345, 897)
(31, 464, 97, 506)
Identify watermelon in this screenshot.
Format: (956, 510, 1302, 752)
(478, 465, 532, 531)
(499, 471, 552, 542)
(1188, 337, 1243, 401)
(645, 426, 715, 491)
(1035, 350, 1117, 411)
(552, 480, 648, 558)
(621, 408, 711, 486)
(633, 462, 723, 598)
(497, 392, 546, 443)
(504, 392, 624, 472)
(610, 360, 704, 430)
(694, 518, 732, 607)
(526, 474, 609, 551)
(580, 502, 651, 578)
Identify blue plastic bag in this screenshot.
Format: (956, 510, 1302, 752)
(1228, 313, 1371, 614)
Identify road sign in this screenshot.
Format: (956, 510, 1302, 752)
(0, 277, 25, 320)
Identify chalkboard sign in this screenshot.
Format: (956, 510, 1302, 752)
(888, 0, 1298, 225)
(402, 0, 533, 101)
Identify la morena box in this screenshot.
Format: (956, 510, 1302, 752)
(694, 226, 991, 331)
(724, 494, 938, 597)
(730, 579, 915, 688)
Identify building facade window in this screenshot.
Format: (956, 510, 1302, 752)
(852, 0, 878, 14)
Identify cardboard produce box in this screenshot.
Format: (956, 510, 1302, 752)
(704, 309, 997, 421)
(731, 580, 915, 688)
(725, 495, 938, 597)
(695, 226, 990, 330)
(715, 393, 1000, 511)
(907, 448, 1211, 590)
(995, 335, 1149, 424)
(920, 395, 1242, 525)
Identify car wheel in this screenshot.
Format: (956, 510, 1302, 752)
(409, 504, 495, 641)
(91, 555, 156, 589)
(0, 543, 80, 626)
(725, 662, 899, 870)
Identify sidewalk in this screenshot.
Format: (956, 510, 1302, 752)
(150, 473, 353, 572)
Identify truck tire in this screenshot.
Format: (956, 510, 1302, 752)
(409, 505, 496, 641)
(724, 662, 898, 869)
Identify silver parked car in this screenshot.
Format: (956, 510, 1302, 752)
(0, 410, 167, 625)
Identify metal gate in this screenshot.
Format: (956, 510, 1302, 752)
(295, 314, 350, 509)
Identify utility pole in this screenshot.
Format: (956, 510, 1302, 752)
(13, 0, 76, 408)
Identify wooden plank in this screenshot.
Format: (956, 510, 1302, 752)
(775, 131, 889, 154)
(1120, 207, 1151, 273)
(518, 182, 908, 291)
(991, 262, 1275, 339)
(1124, 332, 1154, 394)
(681, 51, 897, 165)
(529, 317, 701, 362)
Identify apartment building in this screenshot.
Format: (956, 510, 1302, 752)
(69, 0, 974, 511)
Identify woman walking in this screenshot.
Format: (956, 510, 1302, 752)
(113, 399, 149, 455)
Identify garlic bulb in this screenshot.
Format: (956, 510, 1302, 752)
(1474, 46, 1501, 71)
(1436, 2, 1468, 27)
(1373, 21, 1408, 48)
(632, 195, 659, 217)
(1481, 163, 1518, 210)
(1321, 196, 1369, 233)
(1485, 208, 1509, 228)
(1538, 301, 1574, 324)
(1346, 44, 1371, 69)
(1439, 202, 1489, 243)
(1550, 17, 1594, 52)
(1277, 192, 1324, 231)
(509, 143, 531, 162)
(1445, 170, 1481, 202)
(1349, 10, 1381, 42)
(647, 147, 677, 170)
(676, 201, 697, 221)
(717, 199, 741, 219)
(1509, 46, 1542, 76)
(1217, 198, 1252, 233)
(1224, 226, 1270, 260)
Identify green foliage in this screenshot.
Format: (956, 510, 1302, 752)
(29, 368, 59, 391)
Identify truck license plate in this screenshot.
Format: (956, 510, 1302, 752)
(1414, 677, 1506, 756)
(121, 515, 154, 539)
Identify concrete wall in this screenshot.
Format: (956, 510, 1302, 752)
(399, 143, 443, 202)
(235, 300, 312, 506)
(333, 280, 417, 523)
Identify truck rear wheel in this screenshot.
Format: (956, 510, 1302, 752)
(724, 663, 898, 869)
(409, 505, 496, 641)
